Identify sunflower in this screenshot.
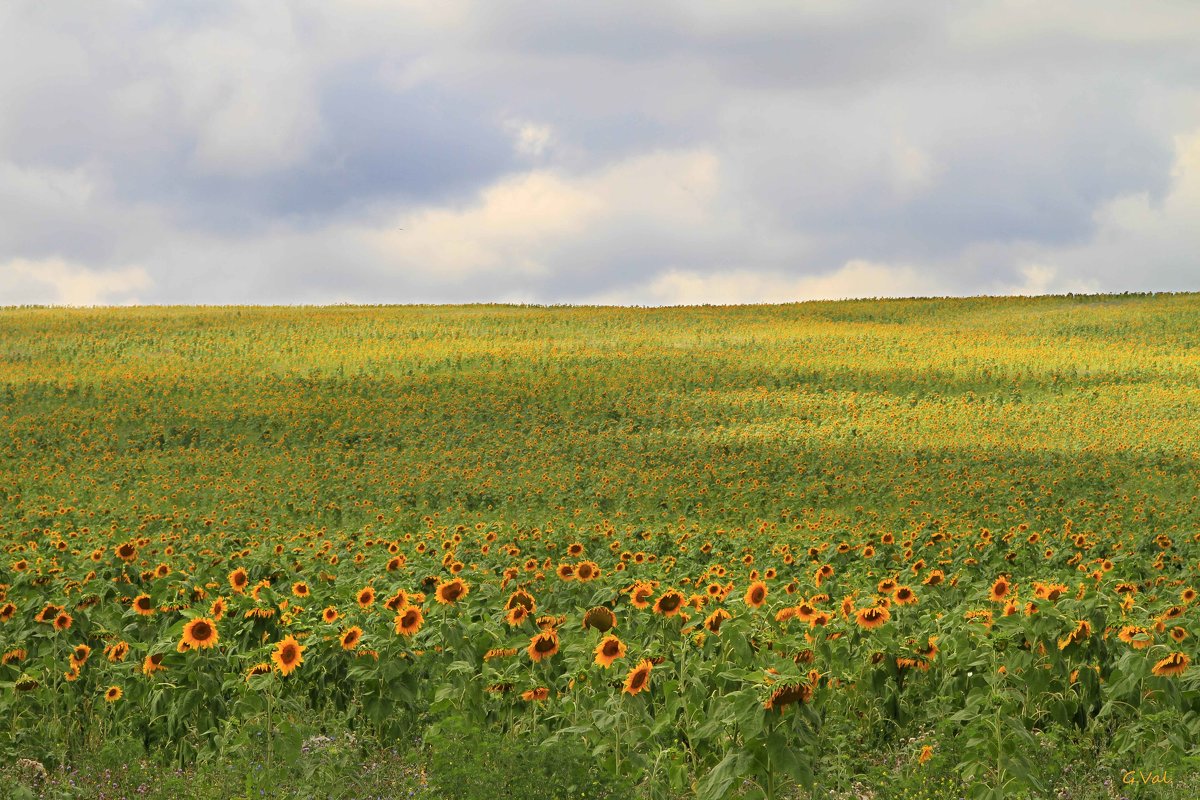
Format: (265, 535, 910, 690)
(116, 542, 137, 562)
(394, 606, 424, 636)
(630, 583, 654, 610)
(506, 605, 531, 626)
(521, 687, 550, 702)
(1118, 625, 1153, 649)
(622, 659, 653, 696)
(527, 630, 560, 663)
(229, 568, 249, 594)
(181, 617, 219, 650)
(209, 597, 227, 621)
(272, 635, 304, 676)
(246, 662, 272, 679)
(576, 561, 600, 582)
(893, 586, 918, 605)
(53, 612, 73, 631)
(356, 586, 376, 609)
(505, 589, 536, 613)
(744, 581, 768, 609)
(653, 589, 686, 617)
(918, 745, 934, 765)
(141, 653, 167, 676)
(132, 594, 156, 616)
(484, 648, 519, 661)
(434, 578, 469, 605)
(37, 604, 63, 624)
(104, 641, 130, 663)
(1152, 651, 1191, 677)
(1057, 619, 1092, 651)
(292, 582, 310, 598)
(71, 644, 92, 667)
(104, 685, 123, 703)
(1170, 626, 1189, 643)
(555, 564, 575, 581)
(855, 605, 890, 630)
(583, 606, 617, 632)
(0, 602, 16, 622)
(988, 578, 1012, 603)
(764, 682, 812, 712)
(594, 634, 626, 668)
(340, 626, 363, 651)
(322, 606, 340, 623)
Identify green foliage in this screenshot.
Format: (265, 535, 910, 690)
(424, 714, 634, 800)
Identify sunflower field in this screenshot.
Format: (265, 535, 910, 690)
(2, 295, 1199, 799)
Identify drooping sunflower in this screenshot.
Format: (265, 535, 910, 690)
(272, 635, 304, 676)
(132, 594, 156, 616)
(594, 634, 626, 668)
(1118, 625, 1153, 649)
(394, 606, 424, 636)
(104, 641, 130, 663)
(1057, 619, 1092, 650)
(505, 589, 536, 613)
(704, 608, 732, 633)
(855, 605, 890, 630)
(1152, 651, 1191, 678)
(434, 578, 469, 605)
(527, 630, 560, 663)
(622, 659, 653, 696)
(653, 589, 686, 617)
(763, 682, 812, 712)
(744, 581, 768, 609)
(246, 662, 272, 679)
(104, 685, 123, 703)
(141, 653, 167, 676)
(340, 626, 363, 651)
(583, 606, 617, 632)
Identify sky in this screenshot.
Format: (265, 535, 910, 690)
(1, 1, 1199, 306)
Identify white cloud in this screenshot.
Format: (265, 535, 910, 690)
(1024, 130, 1200, 292)
(590, 260, 943, 306)
(0, 258, 151, 306)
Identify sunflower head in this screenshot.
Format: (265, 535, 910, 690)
(594, 634, 626, 668)
(182, 617, 219, 650)
(272, 635, 304, 676)
(434, 578, 469, 605)
(394, 606, 424, 636)
(582, 606, 617, 632)
(104, 685, 123, 703)
(527, 630, 560, 663)
(622, 659, 653, 696)
(340, 626, 363, 651)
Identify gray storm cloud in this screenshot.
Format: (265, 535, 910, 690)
(1, 0, 1198, 305)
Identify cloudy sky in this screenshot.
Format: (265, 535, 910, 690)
(2, 1, 1199, 305)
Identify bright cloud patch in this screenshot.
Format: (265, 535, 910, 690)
(0, 258, 152, 306)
